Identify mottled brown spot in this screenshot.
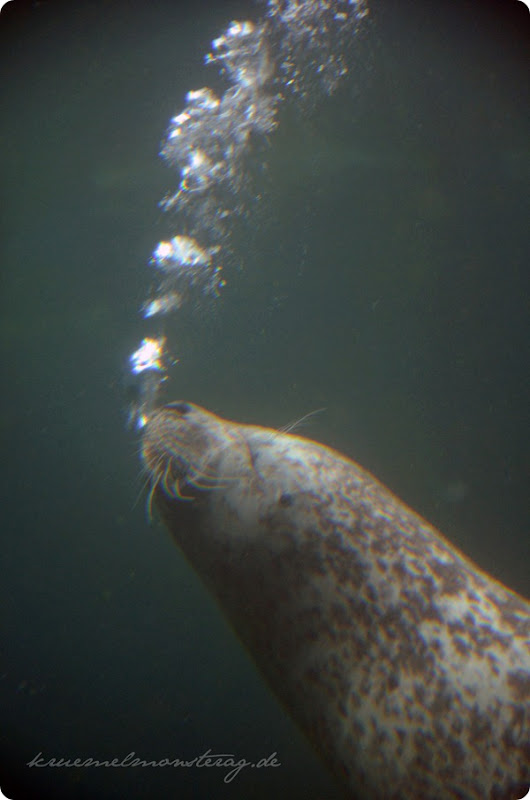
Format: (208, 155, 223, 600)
(431, 679, 454, 715)
(486, 653, 501, 677)
(431, 637, 443, 656)
(370, 535, 391, 555)
(414, 683, 426, 705)
(450, 717, 464, 736)
(325, 531, 366, 585)
(474, 624, 511, 651)
(501, 725, 516, 752)
(345, 596, 374, 635)
(493, 593, 530, 637)
(469, 707, 493, 747)
(507, 669, 530, 702)
(413, 729, 434, 770)
(446, 736, 466, 764)
(401, 585, 444, 624)
(387, 672, 399, 691)
(330, 602, 349, 630)
(453, 635, 471, 656)
(431, 559, 467, 595)
(464, 611, 476, 626)
(365, 583, 377, 603)
(448, 618, 512, 655)
(374, 558, 389, 576)
(351, 718, 364, 738)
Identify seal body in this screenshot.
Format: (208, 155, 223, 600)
(141, 401, 530, 800)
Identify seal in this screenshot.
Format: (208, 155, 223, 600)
(141, 401, 530, 800)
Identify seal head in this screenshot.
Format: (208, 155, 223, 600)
(142, 401, 530, 800)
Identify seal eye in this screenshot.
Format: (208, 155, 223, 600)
(168, 401, 191, 416)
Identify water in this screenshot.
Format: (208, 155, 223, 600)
(1, 1, 528, 798)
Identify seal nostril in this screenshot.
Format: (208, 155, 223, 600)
(168, 401, 191, 416)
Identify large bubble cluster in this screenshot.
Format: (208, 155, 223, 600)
(129, 0, 369, 429)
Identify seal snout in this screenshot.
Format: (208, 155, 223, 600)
(141, 402, 234, 507)
(140, 403, 199, 502)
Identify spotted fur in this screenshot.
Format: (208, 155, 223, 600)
(142, 402, 530, 800)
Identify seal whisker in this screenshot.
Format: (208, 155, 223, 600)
(172, 479, 195, 502)
(133, 455, 166, 511)
(161, 460, 175, 496)
(278, 407, 326, 434)
(186, 451, 241, 487)
(132, 471, 152, 510)
(186, 472, 237, 491)
(145, 469, 162, 522)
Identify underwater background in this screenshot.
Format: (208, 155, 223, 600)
(1, 0, 528, 798)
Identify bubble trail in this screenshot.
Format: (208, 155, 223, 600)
(129, 0, 369, 429)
